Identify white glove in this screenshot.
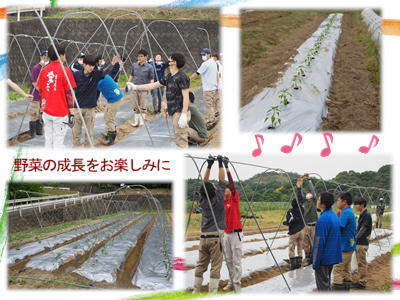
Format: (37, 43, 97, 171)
(126, 82, 137, 91)
(178, 113, 188, 128)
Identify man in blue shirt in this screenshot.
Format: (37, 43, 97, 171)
(332, 192, 356, 290)
(312, 192, 342, 291)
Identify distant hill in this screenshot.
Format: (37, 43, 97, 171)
(186, 164, 391, 204)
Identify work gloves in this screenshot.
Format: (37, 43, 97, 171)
(217, 155, 223, 168)
(126, 82, 137, 91)
(178, 113, 188, 128)
(64, 114, 75, 128)
(223, 156, 229, 168)
(207, 155, 215, 169)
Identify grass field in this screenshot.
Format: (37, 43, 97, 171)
(9, 211, 129, 244)
(186, 205, 391, 237)
(8, 8, 220, 22)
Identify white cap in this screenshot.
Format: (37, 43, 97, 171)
(306, 193, 313, 200)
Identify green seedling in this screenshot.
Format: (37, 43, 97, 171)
(55, 252, 62, 260)
(278, 88, 292, 105)
(291, 74, 302, 90)
(297, 65, 306, 77)
(16, 246, 21, 251)
(305, 54, 313, 66)
(264, 105, 282, 129)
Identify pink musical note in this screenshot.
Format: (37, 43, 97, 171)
(320, 133, 333, 157)
(252, 134, 264, 157)
(281, 133, 303, 154)
(359, 135, 379, 154)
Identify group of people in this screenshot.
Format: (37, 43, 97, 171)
(279, 174, 385, 291)
(13, 42, 222, 148)
(193, 168, 386, 293)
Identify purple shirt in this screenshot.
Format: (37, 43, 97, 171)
(30, 63, 43, 102)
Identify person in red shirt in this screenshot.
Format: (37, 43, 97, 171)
(222, 156, 242, 292)
(37, 43, 76, 148)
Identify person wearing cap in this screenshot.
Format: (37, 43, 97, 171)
(188, 91, 208, 145)
(71, 52, 85, 73)
(193, 155, 226, 293)
(353, 197, 372, 289)
(126, 49, 154, 127)
(126, 53, 191, 148)
(222, 156, 242, 292)
(301, 175, 318, 265)
(375, 198, 385, 228)
(37, 43, 76, 148)
(190, 48, 219, 131)
(28, 50, 48, 138)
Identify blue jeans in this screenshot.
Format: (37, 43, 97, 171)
(151, 86, 165, 113)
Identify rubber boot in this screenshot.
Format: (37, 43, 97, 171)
(36, 119, 43, 136)
(290, 257, 297, 270)
(296, 256, 303, 269)
(192, 276, 203, 293)
(343, 280, 351, 290)
(131, 113, 140, 127)
(305, 254, 312, 266)
(29, 121, 36, 138)
(208, 278, 220, 293)
(139, 113, 145, 126)
(103, 131, 116, 146)
(332, 283, 348, 291)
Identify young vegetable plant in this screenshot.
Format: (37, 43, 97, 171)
(291, 74, 302, 90)
(264, 105, 282, 129)
(297, 65, 306, 77)
(305, 54, 313, 66)
(278, 88, 292, 105)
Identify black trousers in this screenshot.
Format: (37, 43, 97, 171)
(315, 265, 334, 291)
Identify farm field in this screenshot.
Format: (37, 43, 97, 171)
(240, 9, 380, 132)
(8, 183, 173, 290)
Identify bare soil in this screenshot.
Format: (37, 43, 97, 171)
(241, 11, 329, 106)
(322, 12, 380, 131)
(351, 253, 391, 292)
(117, 215, 156, 288)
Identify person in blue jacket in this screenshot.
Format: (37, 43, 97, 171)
(98, 74, 124, 145)
(332, 192, 356, 290)
(312, 192, 342, 291)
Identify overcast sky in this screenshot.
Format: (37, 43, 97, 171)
(185, 155, 391, 180)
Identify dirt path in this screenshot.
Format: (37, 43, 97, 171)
(322, 12, 380, 131)
(241, 11, 328, 107)
(117, 215, 156, 288)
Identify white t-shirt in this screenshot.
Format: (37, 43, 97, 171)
(196, 58, 218, 92)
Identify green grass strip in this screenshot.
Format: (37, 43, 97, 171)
(392, 243, 400, 255)
(126, 291, 213, 300)
(9, 275, 102, 289)
(9, 211, 130, 243)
